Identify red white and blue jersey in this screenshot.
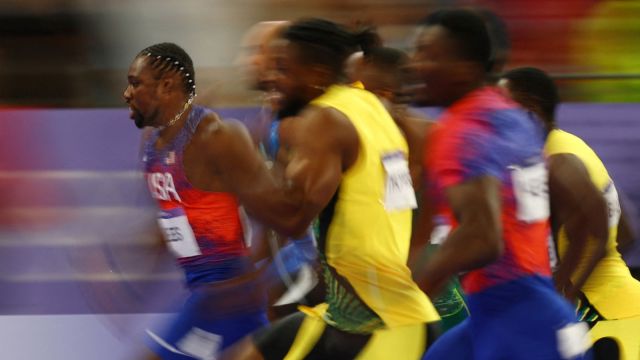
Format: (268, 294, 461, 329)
(425, 87, 551, 295)
(143, 105, 250, 286)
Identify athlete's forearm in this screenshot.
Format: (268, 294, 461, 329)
(241, 183, 310, 238)
(556, 197, 608, 299)
(551, 177, 608, 299)
(553, 214, 590, 299)
(418, 222, 502, 297)
(409, 192, 435, 271)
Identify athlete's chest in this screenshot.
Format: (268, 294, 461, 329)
(143, 139, 225, 203)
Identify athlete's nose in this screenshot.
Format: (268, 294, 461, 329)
(123, 85, 132, 103)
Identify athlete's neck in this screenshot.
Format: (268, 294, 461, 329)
(446, 80, 485, 107)
(156, 103, 193, 146)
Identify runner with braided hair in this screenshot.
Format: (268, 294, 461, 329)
(125, 42, 272, 360)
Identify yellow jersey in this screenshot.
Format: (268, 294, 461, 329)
(546, 129, 640, 319)
(310, 84, 439, 332)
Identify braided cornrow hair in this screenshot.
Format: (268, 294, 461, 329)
(137, 42, 196, 98)
(283, 18, 358, 80)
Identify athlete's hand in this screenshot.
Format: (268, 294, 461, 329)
(554, 271, 578, 302)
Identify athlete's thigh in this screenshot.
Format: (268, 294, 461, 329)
(423, 319, 473, 360)
(357, 322, 438, 360)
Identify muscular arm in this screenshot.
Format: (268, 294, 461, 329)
(548, 153, 608, 300)
(207, 107, 358, 238)
(273, 106, 359, 236)
(416, 176, 503, 297)
(409, 187, 436, 272)
(391, 106, 433, 191)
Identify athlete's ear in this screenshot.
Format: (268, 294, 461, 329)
(159, 75, 177, 96)
(309, 64, 333, 88)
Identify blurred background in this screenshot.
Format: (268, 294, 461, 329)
(0, 0, 638, 358)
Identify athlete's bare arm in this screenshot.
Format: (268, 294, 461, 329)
(417, 176, 503, 297)
(271, 106, 359, 236)
(409, 189, 437, 272)
(190, 115, 299, 233)
(548, 153, 608, 300)
(199, 108, 358, 239)
(219, 107, 359, 360)
(391, 106, 433, 190)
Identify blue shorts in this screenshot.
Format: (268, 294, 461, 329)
(424, 276, 591, 360)
(147, 287, 268, 359)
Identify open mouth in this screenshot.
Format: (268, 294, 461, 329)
(265, 89, 283, 102)
(128, 106, 137, 120)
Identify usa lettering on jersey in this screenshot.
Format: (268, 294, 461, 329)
(147, 172, 182, 202)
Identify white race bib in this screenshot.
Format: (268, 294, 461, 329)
(430, 224, 452, 245)
(603, 181, 621, 228)
(510, 162, 550, 223)
(382, 151, 417, 211)
(158, 207, 201, 259)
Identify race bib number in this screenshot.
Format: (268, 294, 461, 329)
(382, 151, 417, 211)
(510, 162, 550, 223)
(603, 181, 621, 228)
(158, 207, 201, 259)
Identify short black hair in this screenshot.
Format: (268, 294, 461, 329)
(422, 9, 493, 71)
(501, 67, 559, 123)
(137, 42, 196, 97)
(283, 18, 357, 78)
(366, 47, 408, 72)
(366, 47, 409, 86)
(475, 8, 510, 73)
(354, 26, 382, 57)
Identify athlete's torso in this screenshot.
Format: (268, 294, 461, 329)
(545, 129, 640, 319)
(311, 84, 439, 331)
(426, 87, 553, 298)
(143, 105, 250, 286)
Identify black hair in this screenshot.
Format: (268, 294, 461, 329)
(137, 42, 196, 97)
(354, 26, 383, 57)
(283, 18, 358, 78)
(364, 47, 411, 102)
(475, 8, 510, 73)
(422, 9, 493, 71)
(366, 47, 408, 73)
(501, 67, 559, 124)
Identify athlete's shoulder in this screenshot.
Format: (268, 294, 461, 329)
(192, 112, 254, 155)
(194, 112, 247, 137)
(545, 129, 588, 155)
(301, 105, 353, 131)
